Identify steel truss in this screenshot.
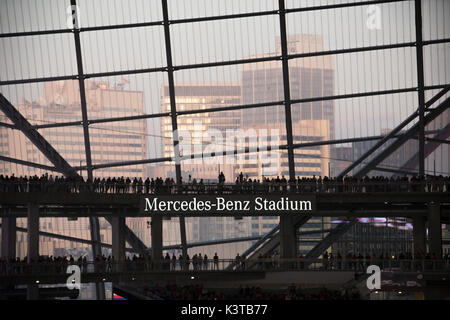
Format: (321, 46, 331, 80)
(397, 123, 450, 173)
(238, 89, 450, 261)
(305, 95, 450, 260)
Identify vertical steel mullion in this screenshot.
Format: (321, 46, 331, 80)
(278, 0, 297, 260)
(71, 0, 105, 300)
(278, 0, 296, 181)
(71, 1, 93, 181)
(415, 0, 425, 176)
(161, 0, 188, 260)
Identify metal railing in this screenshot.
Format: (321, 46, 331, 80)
(1, 258, 449, 276)
(1, 179, 449, 194)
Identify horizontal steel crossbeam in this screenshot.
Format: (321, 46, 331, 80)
(0, 155, 61, 173)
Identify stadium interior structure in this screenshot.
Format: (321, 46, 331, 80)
(0, 0, 450, 300)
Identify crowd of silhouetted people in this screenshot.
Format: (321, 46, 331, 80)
(317, 251, 450, 272)
(285, 286, 361, 300)
(144, 283, 285, 300)
(0, 255, 86, 275)
(140, 283, 360, 300)
(250, 250, 450, 272)
(2, 250, 449, 277)
(1, 172, 449, 194)
(0, 252, 224, 275)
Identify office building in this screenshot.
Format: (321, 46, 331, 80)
(0, 80, 149, 258)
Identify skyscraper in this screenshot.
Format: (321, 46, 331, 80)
(158, 82, 241, 181)
(158, 82, 251, 259)
(239, 35, 334, 249)
(241, 34, 335, 138)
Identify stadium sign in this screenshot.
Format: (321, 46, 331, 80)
(140, 194, 316, 216)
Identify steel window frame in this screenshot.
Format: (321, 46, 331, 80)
(1, 0, 449, 278)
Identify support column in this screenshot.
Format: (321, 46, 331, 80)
(151, 215, 163, 269)
(1, 215, 16, 260)
(415, 0, 425, 176)
(27, 204, 39, 300)
(161, 0, 188, 261)
(279, 216, 296, 260)
(278, 0, 297, 261)
(70, 0, 105, 300)
(111, 215, 126, 272)
(428, 203, 442, 258)
(413, 216, 426, 259)
(27, 204, 39, 263)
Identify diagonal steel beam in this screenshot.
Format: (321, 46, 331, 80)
(315, 91, 450, 259)
(0, 94, 148, 255)
(161, 0, 188, 260)
(424, 137, 450, 145)
(397, 123, 450, 173)
(247, 215, 311, 261)
(354, 96, 450, 178)
(371, 166, 418, 175)
(0, 94, 79, 177)
(338, 86, 450, 178)
(225, 215, 311, 270)
(4, 223, 262, 253)
(305, 218, 358, 260)
(0, 121, 17, 129)
(0, 155, 61, 173)
(9, 224, 114, 249)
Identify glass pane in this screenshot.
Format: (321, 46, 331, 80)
(88, 120, 151, 176)
(0, 34, 77, 82)
(423, 43, 450, 88)
(169, 69, 242, 113)
(171, 15, 280, 66)
(0, 0, 68, 33)
(169, 0, 277, 20)
(286, 1, 416, 51)
(293, 91, 419, 143)
(290, 48, 418, 99)
(84, 73, 167, 119)
(422, 0, 450, 41)
(77, 0, 163, 27)
(80, 26, 166, 74)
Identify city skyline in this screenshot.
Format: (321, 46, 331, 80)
(0, 79, 151, 260)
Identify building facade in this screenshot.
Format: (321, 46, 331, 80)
(241, 34, 335, 138)
(158, 82, 251, 259)
(0, 80, 150, 259)
(239, 35, 334, 251)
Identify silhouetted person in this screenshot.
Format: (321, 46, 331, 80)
(213, 253, 219, 270)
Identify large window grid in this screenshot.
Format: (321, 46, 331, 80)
(0, 0, 448, 175)
(1, 0, 449, 271)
